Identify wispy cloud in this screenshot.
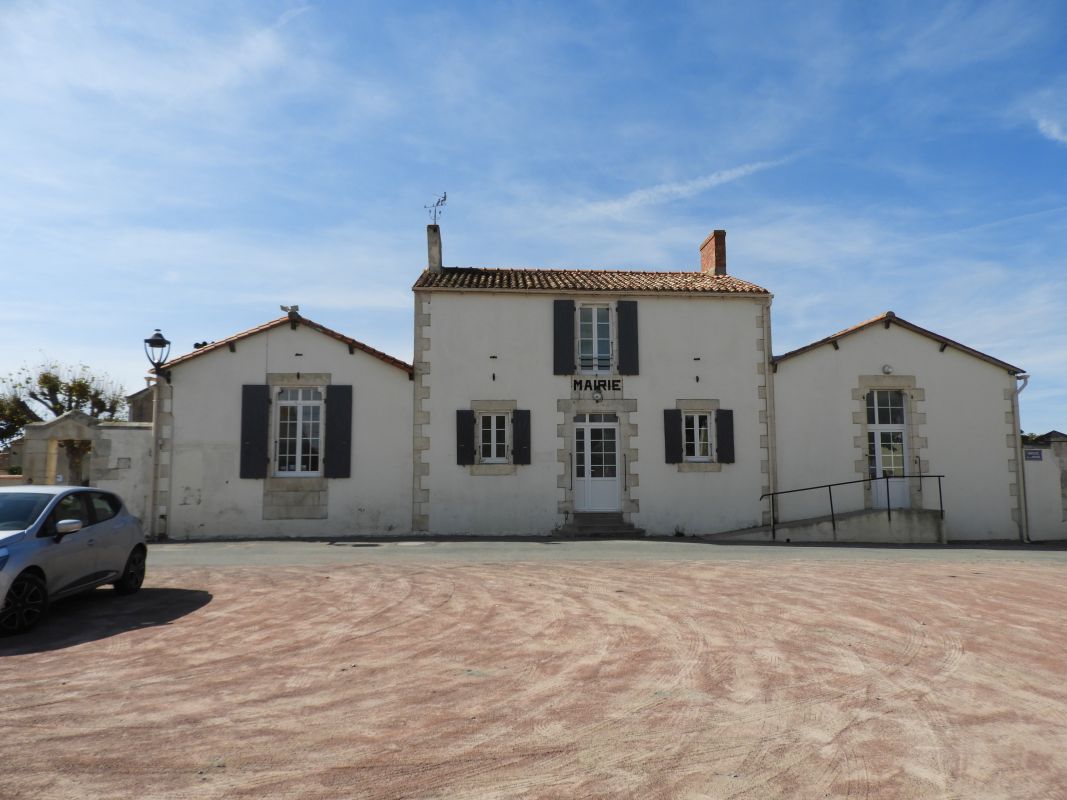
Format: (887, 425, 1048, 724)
(1036, 117, 1067, 145)
(574, 160, 788, 220)
(887, 1, 1041, 74)
(1023, 79, 1067, 146)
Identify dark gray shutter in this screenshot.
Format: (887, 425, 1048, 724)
(664, 409, 682, 464)
(324, 385, 352, 479)
(512, 409, 531, 465)
(553, 299, 575, 375)
(239, 385, 270, 479)
(456, 410, 476, 466)
(617, 300, 639, 375)
(716, 409, 735, 464)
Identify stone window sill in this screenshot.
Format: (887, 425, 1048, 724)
(676, 462, 722, 473)
(470, 463, 517, 476)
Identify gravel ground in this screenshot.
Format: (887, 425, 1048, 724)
(2, 541, 1066, 799)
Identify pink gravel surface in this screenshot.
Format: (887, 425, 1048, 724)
(2, 558, 1067, 799)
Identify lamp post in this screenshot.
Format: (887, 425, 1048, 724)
(143, 329, 170, 541)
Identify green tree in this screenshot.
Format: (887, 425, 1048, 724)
(0, 363, 126, 447)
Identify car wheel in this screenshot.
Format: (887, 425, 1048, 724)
(0, 572, 49, 634)
(113, 546, 147, 595)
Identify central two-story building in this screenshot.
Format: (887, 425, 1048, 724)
(412, 228, 776, 536)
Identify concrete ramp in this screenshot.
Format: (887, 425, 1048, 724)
(711, 508, 944, 544)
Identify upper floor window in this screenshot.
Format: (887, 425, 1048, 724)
(554, 299, 637, 377)
(276, 387, 323, 475)
(578, 305, 612, 373)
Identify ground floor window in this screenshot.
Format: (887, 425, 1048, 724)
(276, 387, 323, 474)
(479, 413, 508, 463)
(683, 412, 712, 461)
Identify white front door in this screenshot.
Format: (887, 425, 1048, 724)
(574, 419, 620, 512)
(867, 390, 909, 509)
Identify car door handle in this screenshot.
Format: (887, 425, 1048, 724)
(87, 539, 95, 546)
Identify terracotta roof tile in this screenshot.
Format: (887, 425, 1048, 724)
(413, 268, 769, 294)
(162, 316, 413, 375)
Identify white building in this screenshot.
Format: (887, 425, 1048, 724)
(412, 228, 775, 537)
(134, 225, 1056, 544)
(1023, 431, 1067, 542)
(151, 312, 413, 539)
(772, 312, 1026, 542)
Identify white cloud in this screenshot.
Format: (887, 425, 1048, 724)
(1036, 117, 1067, 145)
(1020, 78, 1067, 147)
(887, 1, 1040, 74)
(575, 160, 788, 220)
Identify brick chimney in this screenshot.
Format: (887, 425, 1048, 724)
(700, 229, 726, 275)
(427, 224, 443, 273)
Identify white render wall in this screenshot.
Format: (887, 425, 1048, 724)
(1024, 443, 1067, 541)
(418, 290, 771, 536)
(164, 324, 412, 538)
(774, 324, 1021, 541)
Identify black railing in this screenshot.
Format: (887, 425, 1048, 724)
(759, 474, 945, 540)
(577, 349, 612, 371)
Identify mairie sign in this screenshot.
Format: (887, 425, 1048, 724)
(572, 378, 623, 392)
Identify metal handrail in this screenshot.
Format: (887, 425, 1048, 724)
(759, 473, 945, 540)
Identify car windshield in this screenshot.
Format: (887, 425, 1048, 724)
(0, 493, 53, 531)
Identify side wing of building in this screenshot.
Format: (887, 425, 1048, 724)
(773, 316, 1023, 541)
(158, 319, 413, 538)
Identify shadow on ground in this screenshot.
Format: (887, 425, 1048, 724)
(0, 587, 212, 656)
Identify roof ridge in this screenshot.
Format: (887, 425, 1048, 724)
(773, 311, 1023, 374)
(162, 315, 413, 375)
(413, 267, 769, 294)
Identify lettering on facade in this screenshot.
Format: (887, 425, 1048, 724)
(1024, 449, 1044, 461)
(572, 378, 623, 392)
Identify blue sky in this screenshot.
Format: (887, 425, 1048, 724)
(1, 1, 1065, 432)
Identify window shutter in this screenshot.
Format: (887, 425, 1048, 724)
(617, 300, 639, 375)
(324, 385, 352, 479)
(663, 409, 682, 464)
(553, 299, 575, 375)
(456, 410, 476, 466)
(716, 409, 735, 464)
(239, 385, 270, 479)
(512, 409, 531, 465)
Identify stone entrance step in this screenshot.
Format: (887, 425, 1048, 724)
(559, 512, 644, 537)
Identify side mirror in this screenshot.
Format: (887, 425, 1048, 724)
(55, 519, 83, 540)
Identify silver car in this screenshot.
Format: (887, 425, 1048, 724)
(0, 485, 147, 634)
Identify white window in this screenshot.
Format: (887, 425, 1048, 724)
(479, 413, 508, 463)
(866, 390, 906, 480)
(276, 388, 323, 475)
(578, 305, 612, 373)
(683, 413, 712, 461)
(866, 390, 905, 425)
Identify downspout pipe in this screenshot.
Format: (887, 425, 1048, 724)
(1013, 373, 1030, 543)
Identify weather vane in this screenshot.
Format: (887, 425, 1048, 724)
(425, 192, 447, 224)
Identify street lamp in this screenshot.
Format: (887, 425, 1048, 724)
(143, 329, 171, 382)
(143, 328, 171, 542)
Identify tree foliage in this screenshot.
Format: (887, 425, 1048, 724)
(0, 363, 126, 446)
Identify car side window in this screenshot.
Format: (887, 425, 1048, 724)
(88, 492, 121, 524)
(50, 493, 91, 530)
